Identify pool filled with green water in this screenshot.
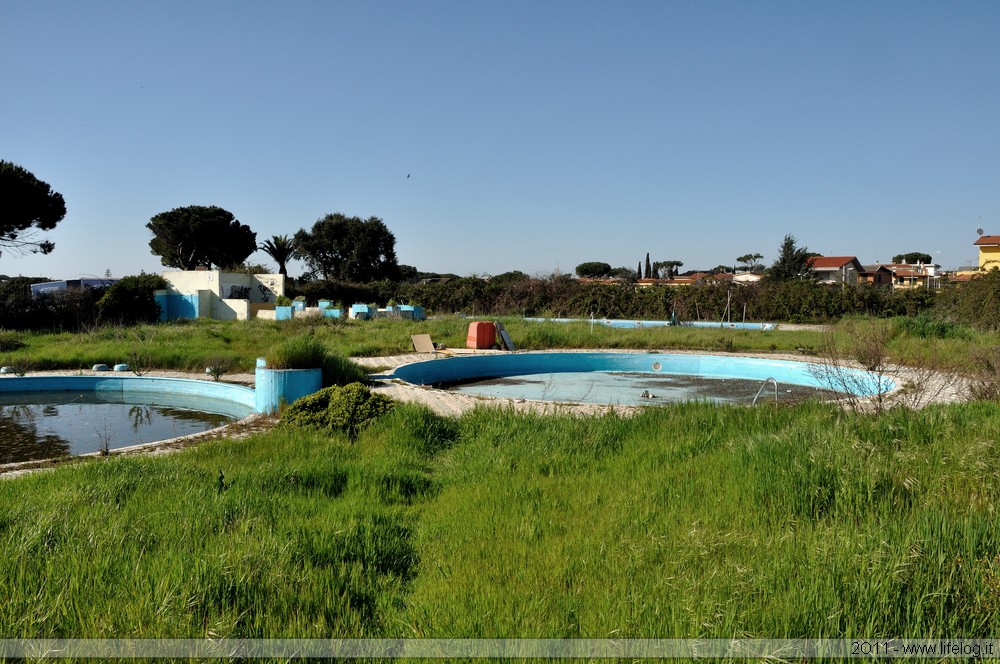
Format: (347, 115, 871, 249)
(0, 391, 245, 464)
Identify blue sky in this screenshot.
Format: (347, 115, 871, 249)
(3, 1, 999, 280)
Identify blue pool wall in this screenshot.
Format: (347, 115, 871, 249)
(254, 368, 323, 415)
(390, 352, 894, 396)
(0, 376, 256, 417)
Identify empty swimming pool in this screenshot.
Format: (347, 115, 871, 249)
(390, 352, 894, 407)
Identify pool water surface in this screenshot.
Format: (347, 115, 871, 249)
(0, 391, 246, 464)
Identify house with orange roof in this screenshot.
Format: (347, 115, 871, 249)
(882, 262, 942, 289)
(806, 256, 864, 286)
(974, 234, 1000, 271)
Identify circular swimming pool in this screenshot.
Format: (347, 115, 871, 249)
(390, 352, 894, 407)
(0, 376, 255, 465)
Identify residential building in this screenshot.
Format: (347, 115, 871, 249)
(974, 234, 1000, 270)
(807, 256, 864, 286)
(858, 264, 894, 288)
(882, 263, 942, 290)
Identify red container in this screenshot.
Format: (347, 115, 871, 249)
(466, 321, 497, 349)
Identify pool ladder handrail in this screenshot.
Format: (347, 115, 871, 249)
(752, 377, 779, 405)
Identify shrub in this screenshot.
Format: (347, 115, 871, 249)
(893, 313, 971, 340)
(267, 334, 327, 369)
(322, 353, 369, 387)
(275, 295, 292, 306)
(279, 382, 395, 439)
(0, 331, 25, 352)
(97, 273, 167, 326)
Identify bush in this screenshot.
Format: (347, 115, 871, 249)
(279, 382, 395, 439)
(892, 313, 971, 340)
(322, 353, 369, 387)
(97, 273, 167, 326)
(935, 270, 1000, 331)
(267, 334, 327, 369)
(0, 331, 25, 352)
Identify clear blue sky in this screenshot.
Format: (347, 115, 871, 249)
(4, 1, 999, 280)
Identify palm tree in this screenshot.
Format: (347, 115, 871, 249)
(259, 234, 298, 276)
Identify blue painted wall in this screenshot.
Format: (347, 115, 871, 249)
(0, 376, 255, 416)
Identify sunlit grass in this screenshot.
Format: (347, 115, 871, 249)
(3, 314, 1000, 643)
(3, 401, 1000, 639)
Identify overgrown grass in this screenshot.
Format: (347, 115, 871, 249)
(4, 401, 1000, 639)
(8, 315, 997, 375)
(399, 403, 1000, 638)
(4, 314, 1000, 643)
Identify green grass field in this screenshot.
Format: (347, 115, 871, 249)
(1, 316, 999, 643)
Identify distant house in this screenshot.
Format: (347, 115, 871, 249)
(974, 234, 1000, 270)
(882, 262, 942, 290)
(858, 264, 894, 288)
(807, 256, 864, 285)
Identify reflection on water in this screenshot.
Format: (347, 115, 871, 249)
(0, 391, 244, 464)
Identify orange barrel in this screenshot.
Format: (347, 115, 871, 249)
(466, 321, 497, 349)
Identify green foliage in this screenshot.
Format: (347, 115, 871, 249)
(279, 382, 395, 439)
(766, 234, 815, 282)
(10, 374, 1000, 637)
(266, 334, 327, 369)
(0, 160, 65, 256)
(893, 313, 972, 340)
(259, 234, 297, 276)
(736, 252, 764, 272)
(147, 205, 257, 270)
(893, 251, 933, 264)
(294, 213, 399, 282)
(574, 262, 612, 278)
(0, 330, 26, 352)
(96, 273, 167, 325)
(321, 352, 369, 387)
(274, 295, 292, 306)
(935, 269, 1000, 331)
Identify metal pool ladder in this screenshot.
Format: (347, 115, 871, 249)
(752, 377, 778, 405)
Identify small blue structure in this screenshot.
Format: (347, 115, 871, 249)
(322, 308, 342, 319)
(399, 305, 426, 321)
(275, 305, 293, 321)
(349, 304, 371, 320)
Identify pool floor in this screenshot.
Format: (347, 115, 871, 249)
(448, 371, 838, 406)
